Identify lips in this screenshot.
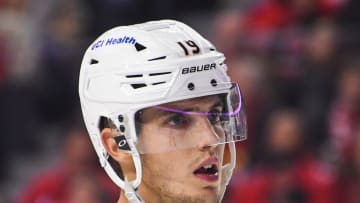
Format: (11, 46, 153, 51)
(193, 157, 219, 182)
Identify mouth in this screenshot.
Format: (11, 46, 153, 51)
(193, 157, 219, 182)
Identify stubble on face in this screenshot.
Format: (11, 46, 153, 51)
(140, 152, 221, 203)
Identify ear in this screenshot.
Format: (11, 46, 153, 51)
(100, 128, 120, 158)
(100, 128, 136, 179)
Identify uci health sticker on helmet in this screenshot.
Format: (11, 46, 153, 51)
(91, 36, 137, 50)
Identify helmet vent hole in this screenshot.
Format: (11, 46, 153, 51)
(135, 42, 147, 51)
(211, 79, 217, 87)
(148, 56, 167, 61)
(187, 83, 195, 90)
(90, 59, 99, 65)
(152, 81, 166, 85)
(118, 115, 124, 122)
(131, 83, 147, 89)
(126, 74, 143, 78)
(149, 72, 171, 76)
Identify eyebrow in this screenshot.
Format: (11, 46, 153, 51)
(139, 96, 224, 123)
(153, 100, 224, 116)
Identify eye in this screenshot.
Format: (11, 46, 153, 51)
(166, 114, 191, 128)
(208, 110, 223, 125)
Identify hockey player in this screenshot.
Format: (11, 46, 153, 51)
(78, 19, 247, 203)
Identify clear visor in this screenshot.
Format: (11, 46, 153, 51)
(134, 83, 247, 154)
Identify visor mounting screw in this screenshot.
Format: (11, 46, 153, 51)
(119, 125, 126, 132)
(187, 83, 195, 90)
(210, 79, 217, 87)
(118, 115, 124, 122)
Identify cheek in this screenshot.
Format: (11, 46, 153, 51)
(138, 124, 186, 153)
(141, 151, 191, 181)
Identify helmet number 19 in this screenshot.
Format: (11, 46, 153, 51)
(177, 40, 200, 56)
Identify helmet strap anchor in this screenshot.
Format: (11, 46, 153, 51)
(124, 177, 144, 203)
(115, 136, 131, 151)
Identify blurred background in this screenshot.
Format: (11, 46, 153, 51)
(0, 0, 359, 202)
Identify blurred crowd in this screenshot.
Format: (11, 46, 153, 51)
(0, 0, 359, 202)
(218, 0, 360, 202)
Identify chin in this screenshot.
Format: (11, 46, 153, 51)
(154, 181, 220, 203)
(188, 186, 220, 203)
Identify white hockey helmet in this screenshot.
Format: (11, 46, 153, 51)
(79, 19, 247, 202)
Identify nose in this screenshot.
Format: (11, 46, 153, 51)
(195, 117, 221, 151)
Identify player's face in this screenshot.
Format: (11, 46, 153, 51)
(137, 96, 225, 203)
